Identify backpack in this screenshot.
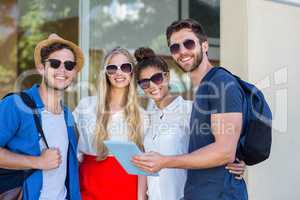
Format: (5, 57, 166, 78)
(0, 92, 49, 195)
(205, 67, 272, 166)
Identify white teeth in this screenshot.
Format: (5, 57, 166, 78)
(150, 90, 159, 95)
(181, 57, 192, 62)
(55, 76, 65, 80)
(115, 78, 125, 82)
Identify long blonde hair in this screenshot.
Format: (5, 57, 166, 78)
(94, 47, 143, 159)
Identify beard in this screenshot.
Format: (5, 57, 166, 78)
(178, 46, 204, 73)
(187, 47, 203, 73)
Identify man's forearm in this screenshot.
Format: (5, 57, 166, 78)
(0, 147, 39, 170)
(163, 143, 235, 169)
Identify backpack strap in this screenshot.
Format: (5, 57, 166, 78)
(2, 92, 49, 149)
(74, 124, 80, 142)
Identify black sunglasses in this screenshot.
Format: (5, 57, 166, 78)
(45, 59, 76, 71)
(169, 39, 196, 54)
(138, 72, 166, 90)
(105, 63, 133, 75)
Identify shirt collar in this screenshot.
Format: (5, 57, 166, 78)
(25, 84, 44, 109)
(148, 96, 183, 112)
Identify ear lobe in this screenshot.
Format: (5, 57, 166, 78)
(202, 41, 209, 53)
(36, 63, 45, 75)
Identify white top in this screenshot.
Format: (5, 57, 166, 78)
(73, 96, 149, 160)
(39, 110, 68, 200)
(144, 96, 192, 200)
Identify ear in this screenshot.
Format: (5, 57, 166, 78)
(36, 63, 45, 75)
(202, 41, 209, 54)
(165, 72, 170, 82)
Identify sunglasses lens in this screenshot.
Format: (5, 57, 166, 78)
(169, 43, 180, 54)
(138, 79, 150, 89)
(64, 61, 76, 71)
(105, 65, 118, 75)
(120, 63, 132, 74)
(48, 59, 61, 69)
(47, 59, 76, 71)
(183, 39, 195, 50)
(138, 73, 164, 89)
(151, 73, 164, 85)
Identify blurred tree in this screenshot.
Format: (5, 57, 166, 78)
(18, 0, 47, 73)
(0, 0, 18, 97)
(18, 0, 78, 74)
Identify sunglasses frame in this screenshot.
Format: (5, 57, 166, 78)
(45, 58, 76, 71)
(104, 62, 133, 75)
(138, 72, 167, 90)
(169, 39, 196, 54)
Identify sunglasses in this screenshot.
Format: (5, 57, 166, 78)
(169, 39, 196, 54)
(45, 59, 76, 71)
(105, 63, 133, 75)
(138, 72, 166, 90)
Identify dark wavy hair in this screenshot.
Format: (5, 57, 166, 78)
(166, 18, 208, 46)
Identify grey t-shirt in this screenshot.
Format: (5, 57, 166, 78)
(39, 110, 69, 200)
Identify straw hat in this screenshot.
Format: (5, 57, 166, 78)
(34, 33, 84, 71)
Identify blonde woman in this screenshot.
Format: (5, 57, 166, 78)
(73, 47, 147, 200)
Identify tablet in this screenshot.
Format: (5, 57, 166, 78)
(103, 140, 158, 176)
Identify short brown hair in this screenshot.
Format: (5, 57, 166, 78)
(166, 18, 208, 46)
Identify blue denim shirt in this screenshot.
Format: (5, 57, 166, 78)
(0, 85, 81, 200)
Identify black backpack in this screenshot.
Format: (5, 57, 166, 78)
(0, 92, 49, 194)
(204, 67, 272, 165)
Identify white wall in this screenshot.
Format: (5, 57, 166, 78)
(220, 0, 248, 78)
(221, 0, 300, 199)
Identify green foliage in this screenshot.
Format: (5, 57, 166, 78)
(18, 0, 77, 73)
(18, 0, 46, 71)
(0, 64, 15, 83)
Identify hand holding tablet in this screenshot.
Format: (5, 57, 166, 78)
(103, 140, 158, 176)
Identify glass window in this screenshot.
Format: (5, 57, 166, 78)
(84, 0, 193, 102)
(188, 0, 220, 61)
(89, 0, 178, 53)
(189, 0, 220, 38)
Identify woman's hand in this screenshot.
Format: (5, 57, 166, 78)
(226, 159, 246, 180)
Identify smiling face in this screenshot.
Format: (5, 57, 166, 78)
(139, 66, 170, 102)
(39, 48, 77, 91)
(169, 28, 204, 72)
(106, 53, 132, 89)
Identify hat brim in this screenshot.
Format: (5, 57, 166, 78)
(34, 37, 84, 71)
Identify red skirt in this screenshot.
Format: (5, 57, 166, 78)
(79, 155, 138, 200)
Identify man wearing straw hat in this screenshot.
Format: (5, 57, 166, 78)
(0, 34, 84, 199)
